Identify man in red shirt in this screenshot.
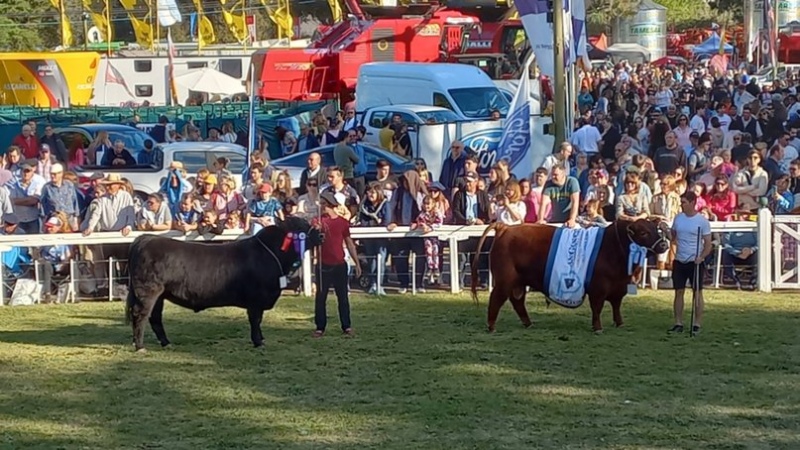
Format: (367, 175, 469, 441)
(12, 124, 39, 159)
(312, 191, 361, 338)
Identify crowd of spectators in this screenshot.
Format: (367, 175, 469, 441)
(4, 63, 800, 299)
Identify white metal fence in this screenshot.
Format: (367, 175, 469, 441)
(0, 209, 790, 305)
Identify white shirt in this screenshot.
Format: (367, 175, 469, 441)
(542, 154, 570, 178)
(570, 125, 602, 154)
(689, 115, 706, 135)
(496, 201, 527, 225)
(782, 145, 799, 172)
(671, 212, 711, 263)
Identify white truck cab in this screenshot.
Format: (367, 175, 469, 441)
(356, 62, 510, 120)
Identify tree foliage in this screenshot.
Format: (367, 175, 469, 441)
(652, 0, 712, 30)
(586, 0, 640, 32)
(0, 0, 53, 50)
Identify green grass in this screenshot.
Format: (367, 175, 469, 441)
(0, 290, 799, 449)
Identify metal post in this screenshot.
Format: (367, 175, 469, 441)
(487, 252, 492, 293)
(449, 236, 460, 294)
(108, 257, 115, 301)
(0, 251, 5, 306)
(302, 249, 312, 297)
(552, 0, 567, 148)
(376, 252, 383, 295)
(714, 244, 723, 289)
(34, 261, 41, 304)
(757, 208, 773, 293)
(410, 250, 416, 295)
(70, 259, 77, 303)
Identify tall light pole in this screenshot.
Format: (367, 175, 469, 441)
(552, 0, 567, 148)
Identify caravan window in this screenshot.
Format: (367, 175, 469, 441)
(218, 59, 242, 79)
(188, 61, 208, 69)
(448, 87, 510, 119)
(134, 61, 152, 72)
(135, 85, 153, 97)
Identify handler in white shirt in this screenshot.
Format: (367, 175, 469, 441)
(669, 191, 712, 335)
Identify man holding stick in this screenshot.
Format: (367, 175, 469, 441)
(669, 191, 712, 335)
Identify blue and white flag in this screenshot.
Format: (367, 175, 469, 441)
(495, 69, 531, 172)
(516, 0, 569, 79)
(571, 0, 590, 68)
(244, 63, 257, 179)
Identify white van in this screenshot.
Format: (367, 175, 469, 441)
(356, 62, 510, 120)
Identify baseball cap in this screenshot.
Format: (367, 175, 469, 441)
(690, 131, 699, 138)
(3, 213, 19, 225)
(319, 191, 338, 207)
(258, 183, 273, 194)
(464, 171, 479, 182)
(40, 143, 51, 152)
(50, 163, 64, 174)
(20, 159, 36, 170)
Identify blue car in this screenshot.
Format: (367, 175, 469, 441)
(54, 123, 155, 160)
(270, 143, 414, 188)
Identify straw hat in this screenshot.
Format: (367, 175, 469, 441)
(100, 173, 126, 185)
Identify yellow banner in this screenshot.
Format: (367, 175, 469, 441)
(220, 0, 249, 43)
(192, 0, 216, 48)
(83, 0, 112, 42)
(129, 15, 154, 48)
(0, 52, 99, 107)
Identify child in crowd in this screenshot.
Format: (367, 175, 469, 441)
(244, 183, 284, 234)
(226, 210, 243, 230)
(411, 195, 444, 283)
(198, 210, 225, 235)
(173, 193, 201, 233)
(768, 174, 795, 215)
(577, 199, 608, 228)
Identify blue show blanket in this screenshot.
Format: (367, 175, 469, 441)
(543, 226, 606, 308)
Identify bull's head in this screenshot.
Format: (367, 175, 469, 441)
(273, 216, 323, 275)
(627, 218, 670, 255)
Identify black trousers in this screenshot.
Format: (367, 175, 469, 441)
(314, 263, 351, 332)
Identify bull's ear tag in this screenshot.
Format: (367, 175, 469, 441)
(279, 276, 288, 289)
(627, 283, 638, 295)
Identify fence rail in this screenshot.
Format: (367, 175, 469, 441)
(0, 210, 782, 304)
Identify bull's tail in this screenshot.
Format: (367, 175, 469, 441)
(471, 222, 505, 306)
(124, 238, 143, 326)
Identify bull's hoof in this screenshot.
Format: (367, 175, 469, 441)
(486, 327, 496, 334)
(522, 322, 533, 329)
(160, 342, 172, 349)
(253, 342, 265, 348)
(615, 322, 625, 329)
(593, 329, 604, 335)
(135, 347, 148, 354)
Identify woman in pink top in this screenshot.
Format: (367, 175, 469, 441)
(522, 169, 551, 222)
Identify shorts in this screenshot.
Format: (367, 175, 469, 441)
(672, 260, 704, 291)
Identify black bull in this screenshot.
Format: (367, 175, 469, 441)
(125, 217, 322, 351)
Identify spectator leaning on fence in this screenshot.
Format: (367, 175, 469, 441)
(137, 194, 172, 232)
(9, 160, 46, 235)
(81, 174, 136, 237)
(39, 163, 79, 231)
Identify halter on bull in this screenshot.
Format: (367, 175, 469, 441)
(471, 219, 670, 333)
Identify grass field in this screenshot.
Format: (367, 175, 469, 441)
(0, 290, 798, 450)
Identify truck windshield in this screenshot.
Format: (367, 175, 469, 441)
(448, 87, 510, 118)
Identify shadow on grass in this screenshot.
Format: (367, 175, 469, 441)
(0, 292, 799, 449)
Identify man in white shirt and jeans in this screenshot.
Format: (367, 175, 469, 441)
(669, 191, 712, 335)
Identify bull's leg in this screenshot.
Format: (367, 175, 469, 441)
(609, 295, 625, 328)
(148, 297, 171, 347)
(509, 286, 532, 328)
(487, 287, 509, 333)
(132, 296, 157, 352)
(588, 293, 606, 333)
(247, 308, 265, 348)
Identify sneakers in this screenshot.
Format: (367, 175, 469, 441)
(343, 328, 355, 337)
(668, 324, 684, 333)
(398, 287, 408, 294)
(312, 330, 324, 338)
(368, 284, 387, 296)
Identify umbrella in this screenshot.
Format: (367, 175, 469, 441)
(651, 56, 688, 67)
(174, 68, 244, 96)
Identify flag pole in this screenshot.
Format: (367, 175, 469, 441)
(552, 0, 567, 148)
(105, 0, 111, 56)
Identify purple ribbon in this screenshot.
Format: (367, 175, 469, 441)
(294, 232, 306, 256)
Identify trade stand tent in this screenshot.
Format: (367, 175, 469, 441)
(692, 32, 734, 55)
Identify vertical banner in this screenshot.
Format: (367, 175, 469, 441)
(763, 0, 776, 66)
(571, 0, 590, 68)
(247, 63, 257, 169)
(745, 0, 757, 62)
(495, 63, 532, 180)
(515, 0, 569, 79)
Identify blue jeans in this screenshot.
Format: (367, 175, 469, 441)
(314, 263, 351, 332)
(363, 240, 388, 285)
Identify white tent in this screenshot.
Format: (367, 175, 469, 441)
(174, 68, 244, 96)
